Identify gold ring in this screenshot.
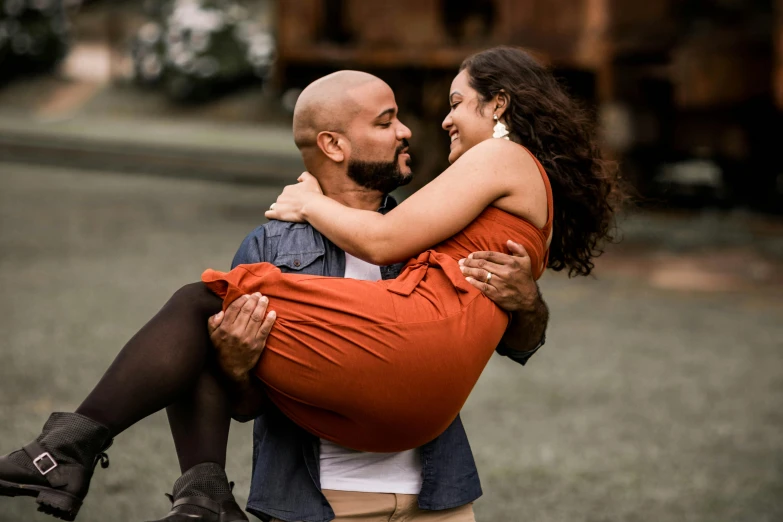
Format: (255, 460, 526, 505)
(485, 271, 492, 284)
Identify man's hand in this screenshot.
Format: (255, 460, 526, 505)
(208, 292, 276, 384)
(459, 240, 539, 313)
(460, 239, 549, 359)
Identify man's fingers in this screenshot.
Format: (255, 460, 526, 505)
(257, 310, 276, 342)
(233, 293, 260, 331)
(459, 265, 507, 285)
(245, 310, 276, 358)
(459, 256, 505, 274)
(464, 241, 530, 265)
(465, 277, 495, 296)
(208, 310, 224, 334)
(465, 250, 512, 265)
(223, 294, 250, 324)
(247, 296, 270, 340)
(250, 295, 269, 324)
(506, 240, 529, 258)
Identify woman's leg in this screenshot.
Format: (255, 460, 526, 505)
(0, 282, 245, 521)
(76, 282, 227, 437)
(166, 365, 231, 473)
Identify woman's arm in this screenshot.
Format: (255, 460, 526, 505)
(267, 139, 545, 266)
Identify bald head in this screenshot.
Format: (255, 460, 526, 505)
(292, 70, 383, 151)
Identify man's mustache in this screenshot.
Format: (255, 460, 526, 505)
(396, 139, 410, 155)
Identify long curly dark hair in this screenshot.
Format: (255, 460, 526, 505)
(461, 46, 625, 277)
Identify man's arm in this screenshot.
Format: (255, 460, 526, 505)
(459, 240, 549, 365)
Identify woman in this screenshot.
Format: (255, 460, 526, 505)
(0, 47, 621, 521)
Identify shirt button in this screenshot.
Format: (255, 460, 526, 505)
(293, 260, 301, 267)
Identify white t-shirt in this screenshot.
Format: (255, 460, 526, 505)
(319, 254, 423, 494)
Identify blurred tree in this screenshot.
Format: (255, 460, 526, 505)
(130, 0, 275, 102)
(0, 0, 72, 81)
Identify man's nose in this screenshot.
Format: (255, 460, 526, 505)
(397, 122, 412, 140)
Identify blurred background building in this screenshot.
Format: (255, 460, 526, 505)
(1, 0, 782, 209)
(1, 2, 782, 521)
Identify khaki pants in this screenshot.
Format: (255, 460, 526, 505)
(271, 489, 476, 522)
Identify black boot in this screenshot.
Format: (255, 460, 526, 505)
(0, 412, 113, 521)
(148, 462, 248, 522)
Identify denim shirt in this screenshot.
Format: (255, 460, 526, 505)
(231, 196, 538, 522)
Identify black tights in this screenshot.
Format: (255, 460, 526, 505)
(76, 283, 230, 473)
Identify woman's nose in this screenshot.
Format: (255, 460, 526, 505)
(442, 113, 452, 131)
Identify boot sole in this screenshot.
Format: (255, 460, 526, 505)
(0, 478, 82, 521)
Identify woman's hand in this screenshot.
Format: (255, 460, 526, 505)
(265, 172, 323, 223)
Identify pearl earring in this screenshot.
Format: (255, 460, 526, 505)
(493, 114, 509, 140)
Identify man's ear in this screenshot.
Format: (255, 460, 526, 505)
(493, 90, 510, 120)
(316, 131, 347, 163)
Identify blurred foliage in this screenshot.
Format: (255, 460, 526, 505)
(0, 0, 71, 78)
(130, 0, 275, 102)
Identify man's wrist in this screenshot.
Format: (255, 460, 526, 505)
(219, 363, 252, 386)
(514, 281, 542, 313)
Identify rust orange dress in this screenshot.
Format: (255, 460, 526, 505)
(202, 160, 553, 452)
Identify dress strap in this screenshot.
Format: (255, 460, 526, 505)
(527, 153, 554, 239)
(519, 146, 554, 272)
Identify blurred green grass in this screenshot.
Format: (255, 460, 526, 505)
(1, 163, 781, 522)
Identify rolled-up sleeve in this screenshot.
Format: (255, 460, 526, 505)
(495, 334, 546, 366)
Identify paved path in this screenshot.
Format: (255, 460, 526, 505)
(0, 110, 303, 185)
(1, 164, 781, 522)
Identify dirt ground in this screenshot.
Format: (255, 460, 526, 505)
(1, 163, 781, 522)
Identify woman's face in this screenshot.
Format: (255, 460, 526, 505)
(442, 69, 495, 163)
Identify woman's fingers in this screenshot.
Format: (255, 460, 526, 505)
(298, 171, 316, 183)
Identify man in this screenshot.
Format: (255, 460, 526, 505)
(208, 71, 549, 522)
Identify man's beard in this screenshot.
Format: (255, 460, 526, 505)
(346, 140, 413, 194)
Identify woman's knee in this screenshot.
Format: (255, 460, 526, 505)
(170, 282, 223, 314)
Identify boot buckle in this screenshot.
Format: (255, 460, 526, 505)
(33, 452, 58, 475)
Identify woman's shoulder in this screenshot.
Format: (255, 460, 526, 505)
(458, 138, 539, 177)
(463, 139, 549, 227)
(455, 139, 542, 194)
